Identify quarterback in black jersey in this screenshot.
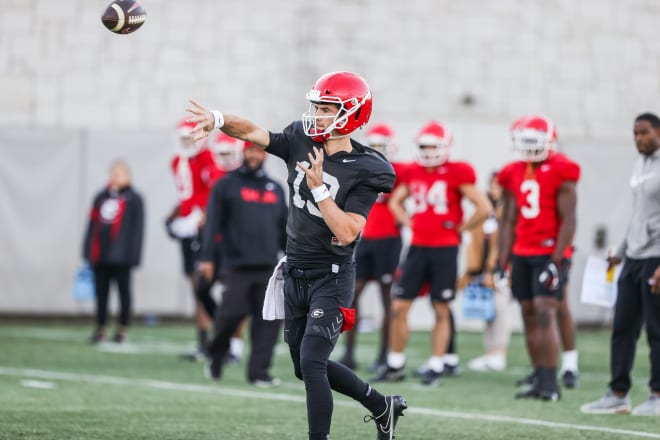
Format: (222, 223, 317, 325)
(187, 71, 407, 440)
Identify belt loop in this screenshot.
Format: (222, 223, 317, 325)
(331, 264, 339, 273)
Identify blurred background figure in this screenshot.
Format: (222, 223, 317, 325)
(83, 159, 144, 343)
(165, 119, 223, 360)
(338, 123, 407, 373)
(202, 142, 287, 386)
(460, 171, 511, 372)
(498, 115, 580, 401)
(379, 121, 492, 386)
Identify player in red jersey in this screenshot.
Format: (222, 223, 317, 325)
(338, 123, 409, 372)
(165, 120, 242, 361)
(497, 115, 581, 401)
(374, 121, 492, 385)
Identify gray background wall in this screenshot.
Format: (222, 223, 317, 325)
(1, 0, 658, 327)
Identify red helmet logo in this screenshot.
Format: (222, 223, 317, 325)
(302, 71, 373, 142)
(510, 115, 557, 162)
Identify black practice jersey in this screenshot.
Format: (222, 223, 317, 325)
(268, 121, 395, 268)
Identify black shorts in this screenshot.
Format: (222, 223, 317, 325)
(283, 262, 355, 348)
(394, 246, 458, 302)
(510, 255, 571, 301)
(180, 235, 201, 276)
(355, 236, 402, 283)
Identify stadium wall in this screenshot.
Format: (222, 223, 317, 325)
(0, 0, 658, 327)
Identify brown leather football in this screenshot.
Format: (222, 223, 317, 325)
(101, 0, 147, 34)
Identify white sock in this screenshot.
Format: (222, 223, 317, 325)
(428, 356, 445, 373)
(561, 350, 578, 373)
(387, 352, 406, 369)
(230, 337, 244, 358)
(443, 353, 459, 367)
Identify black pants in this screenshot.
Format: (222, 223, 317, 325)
(207, 269, 281, 381)
(93, 264, 132, 328)
(284, 263, 384, 440)
(610, 257, 660, 393)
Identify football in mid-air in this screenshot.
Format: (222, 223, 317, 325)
(101, 0, 147, 34)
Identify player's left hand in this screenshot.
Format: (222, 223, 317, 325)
(186, 99, 215, 142)
(297, 146, 324, 190)
(649, 266, 660, 294)
(538, 260, 561, 291)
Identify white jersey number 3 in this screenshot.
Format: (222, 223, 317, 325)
(293, 161, 340, 218)
(520, 180, 540, 219)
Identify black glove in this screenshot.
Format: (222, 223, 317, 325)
(538, 260, 561, 291)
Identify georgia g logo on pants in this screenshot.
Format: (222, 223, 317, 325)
(310, 309, 324, 318)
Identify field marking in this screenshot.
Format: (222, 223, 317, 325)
(1, 367, 659, 439)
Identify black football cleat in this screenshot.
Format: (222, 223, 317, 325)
(420, 369, 443, 386)
(514, 387, 540, 399)
(539, 387, 561, 402)
(515, 371, 537, 387)
(561, 370, 579, 389)
(442, 363, 461, 377)
(365, 395, 407, 440)
(370, 366, 406, 383)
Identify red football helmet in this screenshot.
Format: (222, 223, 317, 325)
(415, 121, 453, 167)
(175, 118, 202, 158)
(510, 115, 557, 162)
(302, 71, 373, 142)
(365, 123, 397, 159)
(208, 131, 244, 171)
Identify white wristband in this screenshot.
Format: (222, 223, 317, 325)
(311, 185, 331, 203)
(210, 110, 225, 129)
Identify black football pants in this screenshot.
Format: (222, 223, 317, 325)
(93, 264, 132, 328)
(283, 263, 385, 440)
(610, 257, 660, 393)
(207, 269, 281, 381)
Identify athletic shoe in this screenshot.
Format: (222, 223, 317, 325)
(631, 394, 660, 416)
(112, 331, 126, 343)
(443, 363, 461, 377)
(514, 387, 540, 399)
(204, 357, 222, 381)
(515, 371, 536, 387)
(413, 360, 431, 377)
(539, 387, 561, 402)
(420, 369, 443, 386)
(561, 370, 579, 389)
(338, 354, 357, 370)
(467, 354, 506, 372)
(580, 391, 632, 414)
(180, 350, 206, 362)
(222, 352, 241, 367)
(371, 366, 406, 383)
(89, 330, 105, 344)
(368, 354, 388, 374)
(364, 395, 407, 440)
(249, 375, 282, 388)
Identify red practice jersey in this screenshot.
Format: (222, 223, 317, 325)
(498, 152, 580, 257)
(362, 162, 409, 239)
(171, 147, 224, 216)
(400, 161, 476, 247)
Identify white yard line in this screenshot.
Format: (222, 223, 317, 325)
(1, 367, 658, 438)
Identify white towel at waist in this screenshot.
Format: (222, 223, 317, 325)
(263, 256, 286, 320)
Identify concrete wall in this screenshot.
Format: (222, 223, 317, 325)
(1, 0, 658, 326)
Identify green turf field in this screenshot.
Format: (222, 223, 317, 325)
(0, 321, 658, 439)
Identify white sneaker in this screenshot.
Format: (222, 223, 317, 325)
(580, 391, 632, 414)
(632, 394, 660, 416)
(467, 354, 506, 372)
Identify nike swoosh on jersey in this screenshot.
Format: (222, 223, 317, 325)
(342, 159, 356, 163)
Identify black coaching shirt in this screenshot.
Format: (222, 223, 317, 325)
(268, 121, 395, 268)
